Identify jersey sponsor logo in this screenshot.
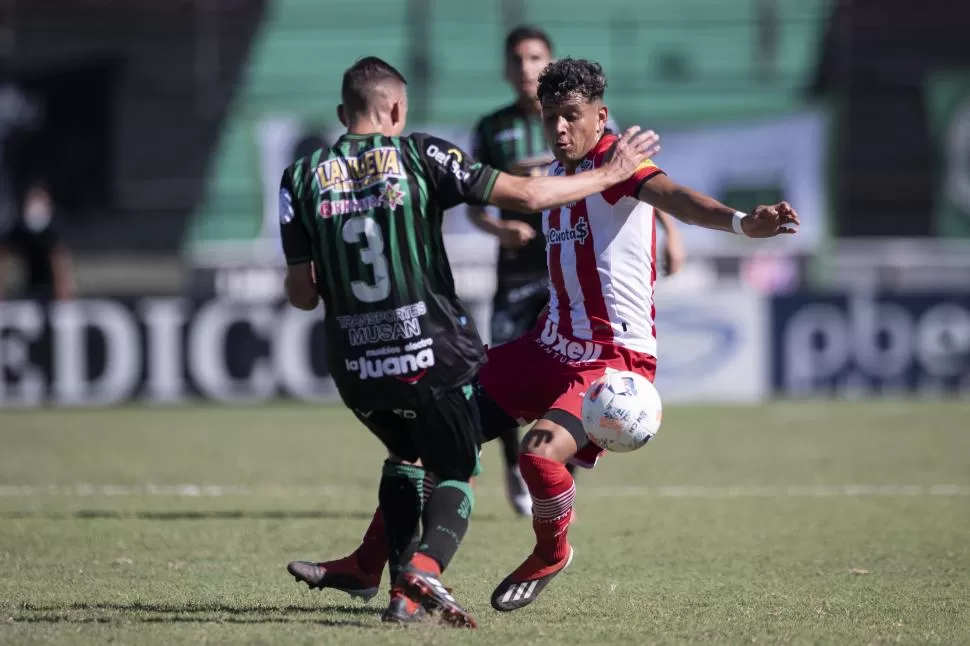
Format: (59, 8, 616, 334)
(314, 147, 405, 194)
(279, 188, 295, 224)
(380, 181, 405, 208)
(348, 318, 422, 346)
(579, 159, 594, 171)
(426, 144, 471, 182)
(345, 338, 435, 382)
(547, 215, 590, 246)
(318, 181, 406, 218)
(537, 318, 604, 363)
(337, 301, 427, 346)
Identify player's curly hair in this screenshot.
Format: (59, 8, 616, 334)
(537, 57, 607, 104)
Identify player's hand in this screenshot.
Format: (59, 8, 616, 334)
(604, 126, 661, 182)
(662, 231, 686, 276)
(741, 202, 800, 238)
(497, 220, 536, 249)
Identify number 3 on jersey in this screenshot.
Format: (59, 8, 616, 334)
(342, 216, 390, 303)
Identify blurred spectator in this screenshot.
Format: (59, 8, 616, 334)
(0, 182, 76, 302)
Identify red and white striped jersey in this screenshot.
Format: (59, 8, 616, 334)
(542, 134, 664, 359)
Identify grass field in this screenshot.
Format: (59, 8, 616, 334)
(1, 401, 969, 645)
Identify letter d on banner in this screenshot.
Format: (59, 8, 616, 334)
(0, 302, 46, 406)
(51, 300, 141, 406)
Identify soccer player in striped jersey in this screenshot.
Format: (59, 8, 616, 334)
(483, 58, 798, 612)
(280, 56, 662, 627)
(469, 26, 686, 516)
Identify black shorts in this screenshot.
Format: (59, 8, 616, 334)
(490, 279, 549, 346)
(352, 382, 483, 481)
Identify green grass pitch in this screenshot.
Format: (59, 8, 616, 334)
(1, 401, 969, 645)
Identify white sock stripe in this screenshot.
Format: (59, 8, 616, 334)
(533, 491, 576, 510)
(532, 485, 576, 506)
(532, 506, 573, 520)
(532, 488, 576, 519)
(533, 500, 575, 518)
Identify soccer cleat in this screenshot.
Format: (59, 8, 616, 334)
(490, 546, 574, 612)
(381, 587, 427, 624)
(286, 556, 380, 602)
(398, 566, 478, 628)
(506, 465, 533, 517)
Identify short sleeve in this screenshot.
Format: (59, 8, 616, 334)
(279, 166, 313, 265)
(602, 158, 665, 205)
(411, 133, 500, 211)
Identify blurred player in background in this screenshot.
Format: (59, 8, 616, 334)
(482, 58, 798, 612)
(280, 56, 662, 627)
(0, 182, 75, 302)
(469, 26, 686, 516)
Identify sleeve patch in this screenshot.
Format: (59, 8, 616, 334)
(279, 187, 295, 224)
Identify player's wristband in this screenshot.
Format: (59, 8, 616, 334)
(732, 211, 748, 236)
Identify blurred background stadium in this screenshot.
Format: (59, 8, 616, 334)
(0, 0, 967, 405)
(2, 1, 970, 642)
(2, 0, 970, 406)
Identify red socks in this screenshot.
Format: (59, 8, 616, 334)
(409, 552, 442, 576)
(354, 506, 389, 575)
(519, 453, 575, 563)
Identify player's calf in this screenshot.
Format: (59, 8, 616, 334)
(491, 414, 583, 611)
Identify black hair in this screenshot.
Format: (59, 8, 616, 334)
(340, 56, 407, 116)
(537, 57, 607, 104)
(504, 25, 554, 57)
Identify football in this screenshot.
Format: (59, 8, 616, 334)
(581, 370, 662, 452)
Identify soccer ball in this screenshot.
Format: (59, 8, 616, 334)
(581, 370, 662, 453)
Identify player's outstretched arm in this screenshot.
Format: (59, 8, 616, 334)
(488, 127, 661, 213)
(638, 174, 799, 238)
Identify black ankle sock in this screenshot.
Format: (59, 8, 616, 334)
(378, 460, 425, 582)
(417, 480, 474, 572)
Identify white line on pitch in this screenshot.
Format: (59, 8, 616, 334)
(0, 484, 968, 498)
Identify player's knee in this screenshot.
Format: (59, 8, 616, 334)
(519, 419, 577, 463)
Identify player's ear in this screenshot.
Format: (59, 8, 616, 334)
(337, 104, 347, 128)
(597, 103, 609, 135)
(390, 99, 404, 128)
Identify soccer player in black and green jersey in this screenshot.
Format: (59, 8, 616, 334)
(468, 26, 687, 516)
(279, 56, 660, 627)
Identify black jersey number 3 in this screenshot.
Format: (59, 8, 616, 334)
(342, 215, 391, 303)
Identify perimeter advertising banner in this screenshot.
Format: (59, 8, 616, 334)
(0, 289, 771, 407)
(771, 292, 970, 396)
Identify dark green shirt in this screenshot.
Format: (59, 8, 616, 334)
(472, 103, 555, 287)
(280, 132, 499, 407)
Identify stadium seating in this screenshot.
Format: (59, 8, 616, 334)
(187, 0, 831, 250)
